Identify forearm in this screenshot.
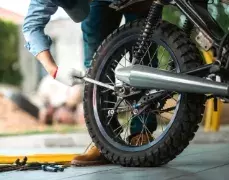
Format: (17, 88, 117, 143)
(36, 50, 57, 77)
(22, 0, 86, 86)
(22, 0, 58, 56)
(22, 0, 59, 76)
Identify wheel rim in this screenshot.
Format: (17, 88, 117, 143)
(92, 34, 181, 152)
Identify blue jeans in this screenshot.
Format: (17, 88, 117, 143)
(82, 0, 157, 135)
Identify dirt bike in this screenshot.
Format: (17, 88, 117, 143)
(75, 0, 229, 166)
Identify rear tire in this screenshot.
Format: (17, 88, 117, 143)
(84, 20, 205, 167)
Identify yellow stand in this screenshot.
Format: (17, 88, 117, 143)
(202, 50, 223, 132)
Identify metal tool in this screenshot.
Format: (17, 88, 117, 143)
(15, 157, 28, 166)
(0, 156, 66, 172)
(49, 165, 65, 172)
(83, 77, 115, 90)
(42, 165, 58, 172)
(72, 70, 115, 91)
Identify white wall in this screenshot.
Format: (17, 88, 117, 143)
(46, 19, 84, 71)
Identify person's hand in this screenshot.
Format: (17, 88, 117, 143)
(54, 66, 85, 87)
(36, 51, 85, 86)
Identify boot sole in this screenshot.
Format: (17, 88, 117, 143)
(71, 160, 111, 166)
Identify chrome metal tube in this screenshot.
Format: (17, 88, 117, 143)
(115, 65, 229, 96)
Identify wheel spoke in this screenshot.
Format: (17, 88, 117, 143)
(135, 128, 143, 146)
(145, 125, 150, 144)
(160, 106, 176, 113)
(148, 46, 159, 67)
(161, 57, 172, 70)
(159, 48, 166, 64)
(138, 113, 152, 136)
(169, 95, 178, 103)
(101, 88, 112, 93)
(158, 112, 164, 132)
(114, 115, 134, 138)
(124, 49, 131, 64)
(104, 100, 117, 104)
(106, 74, 115, 85)
(139, 42, 153, 65)
(111, 68, 115, 73)
(115, 60, 125, 67)
(102, 107, 127, 111)
(162, 92, 178, 103)
(93, 37, 181, 148)
(123, 112, 131, 144)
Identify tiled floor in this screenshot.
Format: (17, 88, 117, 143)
(1, 144, 229, 180)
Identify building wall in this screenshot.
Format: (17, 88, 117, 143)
(45, 19, 84, 69)
(0, 7, 24, 24)
(19, 19, 84, 94)
(19, 26, 39, 94)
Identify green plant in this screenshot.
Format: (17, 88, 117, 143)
(163, 2, 229, 31)
(163, 5, 182, 27)
(0, 19, 22, 86)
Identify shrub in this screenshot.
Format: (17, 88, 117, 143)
(0, 19, 22, 86)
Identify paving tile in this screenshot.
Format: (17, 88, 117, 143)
(0, 165, 120, 180)
(174, 164, 229, 180)
(1, 144, 229, 180)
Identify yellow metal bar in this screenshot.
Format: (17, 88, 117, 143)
(211, 99, 222, 132)
(0, 154, 78, 165)
(202, 50, 214, 64)
(202, 50, 222, 132)
(204, 99, 214, 132)
(203, 50, 214, 132)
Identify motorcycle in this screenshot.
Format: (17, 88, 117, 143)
(75, 0, 229, 166)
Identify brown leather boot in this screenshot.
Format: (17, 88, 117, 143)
(130, 133, 154, 146)
(71, 144, 110, 166)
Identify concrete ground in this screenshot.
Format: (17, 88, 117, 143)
(1, 144, 229, 180)
(1, 126, 229, 150)
(1, 126, 229, 179)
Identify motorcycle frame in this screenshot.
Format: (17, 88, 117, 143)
(115, 0, 229, 78)
(164, 0, 227, 77)
(174, 0, 224, 44)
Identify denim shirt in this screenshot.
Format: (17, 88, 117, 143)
(23, 0, 58, 56)
(23, 0, 111, 56)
